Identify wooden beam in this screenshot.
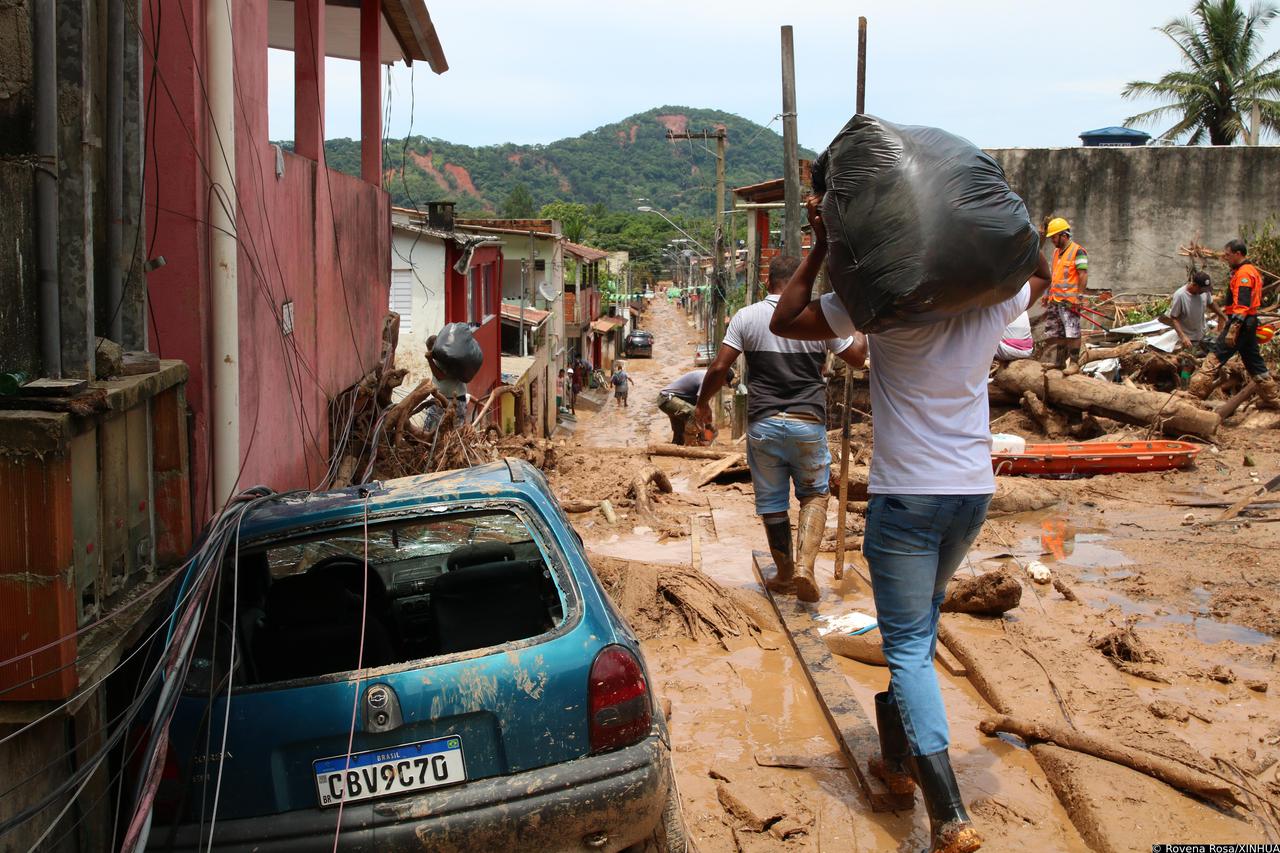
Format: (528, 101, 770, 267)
(751, 550, 913, 812)
(359, 0, 382, 185)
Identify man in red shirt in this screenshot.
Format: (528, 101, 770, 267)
(1187, 239, 1280, 408)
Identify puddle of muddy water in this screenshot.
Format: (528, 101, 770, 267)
(1073, 584, 1272, 645)
(1001, 525, 1271, 646)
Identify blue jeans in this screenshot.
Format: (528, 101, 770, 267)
(745, 417, 831, 515)
(862, 493, 992, 755)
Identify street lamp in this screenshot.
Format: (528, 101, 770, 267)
(636, 206, 712, 256)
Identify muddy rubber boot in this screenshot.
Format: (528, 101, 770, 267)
(762, 516, 795, 594)
(870, 692, 917, 797)
(1254, 373, 1280, 410)
(1186, 353, 1222, 400)
(793, 495, 828, 603)
(907, 750, 982, 853)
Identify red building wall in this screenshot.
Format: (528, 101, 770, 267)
(443, 244, 502, 398)
(145, 0, 390, 521)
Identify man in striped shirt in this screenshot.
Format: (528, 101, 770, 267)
(694, 256, 866, 601)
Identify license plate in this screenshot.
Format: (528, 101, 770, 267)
(314, 736, 465, 807)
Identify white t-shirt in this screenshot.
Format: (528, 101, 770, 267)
(821, 286, 1031, 495)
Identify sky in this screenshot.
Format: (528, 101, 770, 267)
(269, 0, 1278, 152)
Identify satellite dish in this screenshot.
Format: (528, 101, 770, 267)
(537, 281, 559, 303)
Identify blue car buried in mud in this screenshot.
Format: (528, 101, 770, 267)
(149, 460, 684, 852)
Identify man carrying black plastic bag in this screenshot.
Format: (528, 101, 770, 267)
(772, 196, 1051, 852)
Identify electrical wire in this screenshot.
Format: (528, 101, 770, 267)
(330, 491, 372, 852)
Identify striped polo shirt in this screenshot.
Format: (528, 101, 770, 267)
(722, 295, 852, 424)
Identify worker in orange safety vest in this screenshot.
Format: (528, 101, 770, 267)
(1187, 239, 1280, 408)
(1040, 217, 1088, 368)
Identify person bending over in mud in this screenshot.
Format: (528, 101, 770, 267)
(694, 255, 865, 603)
(769, 196, 1051, 853)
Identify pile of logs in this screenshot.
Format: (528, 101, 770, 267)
(991, 358, 1221, 440)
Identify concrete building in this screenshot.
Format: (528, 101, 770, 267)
(146, 0, 447, 521)
(390, 205, 506, 400)
(456, 219, 567, 437)
(0, 2, 446, 848)
(987, 145, 1280, 297)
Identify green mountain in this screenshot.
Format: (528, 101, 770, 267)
(322, 106, 817, 217)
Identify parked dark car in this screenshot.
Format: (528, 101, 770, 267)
(626, 330, 654, 358)
(150, 460, 684, 851)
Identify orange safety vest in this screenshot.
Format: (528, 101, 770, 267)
(1227, 262, 1263, 317)
(1050, 242, 1085, 304)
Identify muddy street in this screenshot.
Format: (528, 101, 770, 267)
(553, 295, 1280, 852)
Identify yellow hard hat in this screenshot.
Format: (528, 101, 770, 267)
(1045, 217, 1071, 238)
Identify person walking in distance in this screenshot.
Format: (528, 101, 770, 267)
(694, 255, 865, 603)
(770, 196, 1052, 853)
(610, 362, 634, 407)
(1041, 217, 1088, 368)
(1187, 239, 1280, 407)
(658, 367, 735, 444)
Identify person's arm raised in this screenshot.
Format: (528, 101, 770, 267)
(769, 196, 840, 341)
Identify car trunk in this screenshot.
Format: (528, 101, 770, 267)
(164, 507, 594, 823)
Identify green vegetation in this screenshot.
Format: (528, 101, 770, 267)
(1123, 0, 1280, 144)
(310, 106, 815, 278)
(1243, 218, 1280, 283)
(500, 184, 536, 218)
(320, 106, 814, 217)
(538, 202, 588, 243)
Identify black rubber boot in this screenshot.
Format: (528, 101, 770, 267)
(762, 516, 795, 594)
(907, 750, 982, 853)
(870, 692, 916, 796)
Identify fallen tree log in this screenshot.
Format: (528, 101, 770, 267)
(1079, 340, 1145, 366)
(1021, 390, 1068, 438)
(993, 359, 1219, 439)
(646, 443, 730, 460)
(1217, 382, 1256, 420)
(978, 714, 1244, 809)
(631, 465, 674, 524)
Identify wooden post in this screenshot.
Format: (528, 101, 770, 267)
(857, 17, 867, 114)
(295, 0, 325, 162)
(780, 25, 801, 259)
(359, 0, 382, 185)
(835, 18, 867, 579)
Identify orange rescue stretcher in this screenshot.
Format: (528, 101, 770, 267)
(992, 440, 1203, 477)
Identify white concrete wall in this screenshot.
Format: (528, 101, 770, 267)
(390, 230, 448, 361)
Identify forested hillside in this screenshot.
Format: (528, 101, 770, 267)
(319, 106, 816, 217)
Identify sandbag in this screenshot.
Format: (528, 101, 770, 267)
(429, 323, 484, 383)
(814, 115, 1040, 333)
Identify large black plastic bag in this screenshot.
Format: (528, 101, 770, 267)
(814, 115, 1040, 333)
(429, 322, 484, 382)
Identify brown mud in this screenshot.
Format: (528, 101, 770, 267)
(553, 297, 1280, 851)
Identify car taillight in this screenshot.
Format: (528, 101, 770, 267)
(588, 645, 652, 753)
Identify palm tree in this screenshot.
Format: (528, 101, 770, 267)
(1123, 0, 1280, 144)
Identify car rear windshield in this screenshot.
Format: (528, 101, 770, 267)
(185, 509, 567, 691)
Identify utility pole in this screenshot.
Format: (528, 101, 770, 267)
(666, 128, 728, 344)
(781, 25, 801, 259)
(667, 127, 730, 424)
(835, 15, 868, 583)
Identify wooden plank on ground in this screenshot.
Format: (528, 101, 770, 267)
(694, 453, 744, 488)
(690, 523, 702, 572)
(751, 549, 913, 813)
